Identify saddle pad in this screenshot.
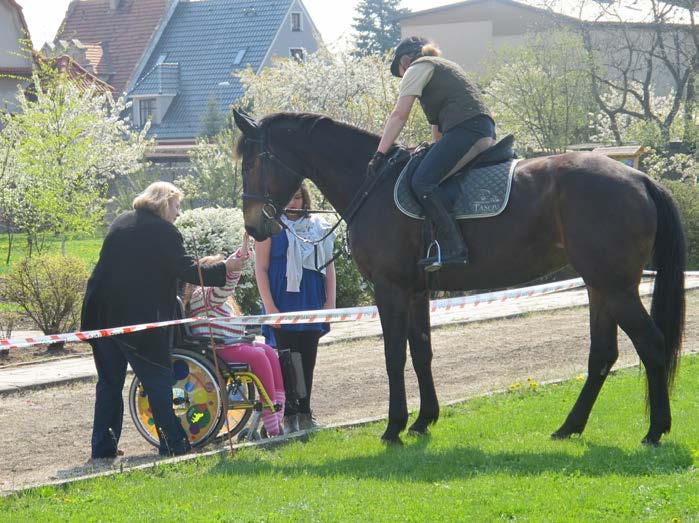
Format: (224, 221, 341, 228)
(394, 158, 520, 220)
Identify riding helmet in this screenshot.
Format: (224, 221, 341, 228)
(390, 36, 431, 77)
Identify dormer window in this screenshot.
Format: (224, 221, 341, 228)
(139, 98, 157, 127)
(290, 48, 305, 62)
(291, 12, 302, 32)
(233, 49, 247, 65)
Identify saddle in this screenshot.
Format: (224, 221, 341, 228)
(392, 135, 519, 220)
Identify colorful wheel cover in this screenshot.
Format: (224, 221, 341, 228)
(134, 354, 222, 446)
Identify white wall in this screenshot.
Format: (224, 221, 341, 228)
(0, 2, 32, 113)
(262, 0, 320, 67)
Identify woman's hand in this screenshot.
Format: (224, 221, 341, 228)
(264, 303, 282, 328)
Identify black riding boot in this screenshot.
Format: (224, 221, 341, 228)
(418, 189, 469, 272)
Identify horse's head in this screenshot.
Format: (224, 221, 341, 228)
(233, 109, 305, 241)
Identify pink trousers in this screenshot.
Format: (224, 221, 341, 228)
(215, 342, 284, 435)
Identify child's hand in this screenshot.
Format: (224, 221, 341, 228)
(240, 232, 250, 256)
(232, 232, 251, 261)
(225, 253, 244, 272)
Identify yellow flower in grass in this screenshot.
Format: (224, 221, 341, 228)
(508, 382, 522, 391)
(576, 374, 585, 381)
(527, 377, 539, 389)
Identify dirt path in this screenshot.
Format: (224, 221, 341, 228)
(1, 292, 697, 493)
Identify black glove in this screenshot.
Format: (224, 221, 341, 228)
(367, 151, 386, 177)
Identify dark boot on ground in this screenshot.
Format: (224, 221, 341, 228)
(417, 189, 469, 272)
(298, 412, 320, 431)
(282, 414, 300, 434)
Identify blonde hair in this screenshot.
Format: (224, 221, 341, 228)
(132, 181, 183, 219)
(419, 43, 442, 58)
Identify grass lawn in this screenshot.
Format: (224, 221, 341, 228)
(0, 234, 103, 276)
(3, 356, 697, 522)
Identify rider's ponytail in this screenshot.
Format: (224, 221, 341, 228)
(420, 43, 442, 58)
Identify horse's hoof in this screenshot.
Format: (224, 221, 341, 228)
(641, 432, 663, 446)
(407, 421, 430, 436)
(641, 437, 661, 447)
(381, 435, 404, 446)
(550, 429, 580, 440)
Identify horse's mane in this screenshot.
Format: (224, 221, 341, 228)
(234, 112, 379, 159)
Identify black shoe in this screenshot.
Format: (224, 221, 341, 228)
(159, 439, 192, 457)
(418, 189, 470, 272)
(298, 412, 320, 430)
(418, 253, 469, 272)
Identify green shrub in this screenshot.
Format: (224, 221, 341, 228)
(175, 207, 259, 314)
(2, 254, 89, 339)
(333, 233, 374, 308)
(662, 179, 699, 270)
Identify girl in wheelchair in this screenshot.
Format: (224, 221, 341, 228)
(182, 234, 286, 437)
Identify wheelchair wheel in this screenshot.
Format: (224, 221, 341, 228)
(217, 376, 255, 440)
(129, 348, 228, 448)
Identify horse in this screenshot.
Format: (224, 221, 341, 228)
(232, 110, 685, 446)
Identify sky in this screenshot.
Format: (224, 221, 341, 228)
(18, 0, 456, 50)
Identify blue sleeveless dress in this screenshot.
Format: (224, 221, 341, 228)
(262, 230, 330, 346)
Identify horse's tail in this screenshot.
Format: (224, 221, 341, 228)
(643, 177, 686, 390)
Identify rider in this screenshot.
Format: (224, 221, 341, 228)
(368, 36, 496, 271)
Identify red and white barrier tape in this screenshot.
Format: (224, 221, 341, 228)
(2, 271, 697, 351)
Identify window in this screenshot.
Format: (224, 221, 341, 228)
(233, 49, 247, 65)
(155, 54, 168, 65)
(289, 48, 305, 62)
(139, 98, 156, 126)
(291, 12, 302, 32)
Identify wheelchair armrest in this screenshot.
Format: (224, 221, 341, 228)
(181, 334, 228, 346)
(220, 335, 256, 345)
(227, 362, 251, 373)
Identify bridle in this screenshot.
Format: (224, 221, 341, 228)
(240, 128, 393, 269)
(240, 135, 306, 222)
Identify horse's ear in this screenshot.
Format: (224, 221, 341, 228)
(233, 108, 260, 139)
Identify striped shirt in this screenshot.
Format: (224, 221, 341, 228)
(189, 270, 246, 341)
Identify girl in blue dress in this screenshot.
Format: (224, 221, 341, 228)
(254, 183, 336, 433)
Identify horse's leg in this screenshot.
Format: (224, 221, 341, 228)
(406, 290, 439, 435)
(603, 289, 671, 445)
(552, 288, 618, 439)
(375, 282, 411, 444)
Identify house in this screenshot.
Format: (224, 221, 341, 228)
(396, 0, 694, 93)
(127, 0, 320, 144)
(34, 54, 113, 96)
(0, 0, 33, 113)
(47, 0, 174, 95)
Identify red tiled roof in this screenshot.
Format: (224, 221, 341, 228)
(42, 55, 113, 94)
(56, 0, 171, 94)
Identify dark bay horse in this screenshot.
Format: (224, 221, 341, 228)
(233, 110, 685, 446)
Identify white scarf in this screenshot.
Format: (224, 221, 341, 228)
(281, 214, 335, 292)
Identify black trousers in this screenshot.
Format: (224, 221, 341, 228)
(90, 336, 190, 458)
(273, 329, 321, 415)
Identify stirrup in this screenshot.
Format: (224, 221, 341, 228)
(418, 240, 442, 273)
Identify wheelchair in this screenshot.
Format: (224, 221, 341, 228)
(128, 302, 282, 449)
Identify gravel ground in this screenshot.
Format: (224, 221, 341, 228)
(1, 291, 696, 493)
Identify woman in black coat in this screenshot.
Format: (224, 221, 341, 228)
(81, 181, 241, 458)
